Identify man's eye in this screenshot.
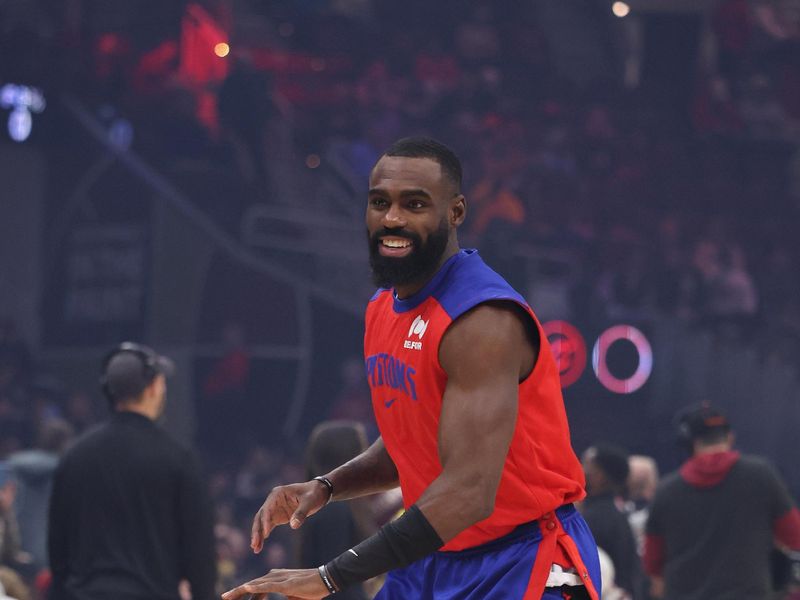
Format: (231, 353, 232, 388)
(408, 200, 425, 209)
(370, 198, 388, 208)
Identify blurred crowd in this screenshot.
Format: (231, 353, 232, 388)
(53, 0, 798, 361)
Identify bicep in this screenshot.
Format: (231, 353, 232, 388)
(437, 303, 529, 480)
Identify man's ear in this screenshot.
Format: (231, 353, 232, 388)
(451, 194, 466, 226)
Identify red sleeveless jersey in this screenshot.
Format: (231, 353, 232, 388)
(364, 249, 586, 551)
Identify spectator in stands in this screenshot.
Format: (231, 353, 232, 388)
(626, 455, 659, 559)
(7, 419, 74, 570)
(581, 444, 643, 599)
(597, 547, 630, 600)
(62, 391, 99, 437)
(296, 420, 374, 600)
(705, 244, 758, 336)
(644, 405, 800, 599)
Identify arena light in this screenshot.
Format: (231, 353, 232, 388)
(612, 1, 630, 17)
(0, 83, 46, 143)
(8, 107, 32, 142)
(214, 42, 230, 58)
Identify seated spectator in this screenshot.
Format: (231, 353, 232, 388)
(8, 419, 74, 570)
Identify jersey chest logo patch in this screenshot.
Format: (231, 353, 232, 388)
(403, 315, 429, 350)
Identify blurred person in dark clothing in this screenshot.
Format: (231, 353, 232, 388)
(48, 342, 217, 600)
(644, 405, 800, 600)
(8, 419, 74, 570)
(297, 421, 373, 600)
(62, 392, 99, 437)
(581, 444, 642, 599)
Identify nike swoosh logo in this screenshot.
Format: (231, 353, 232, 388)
(384, 398, 396, 408)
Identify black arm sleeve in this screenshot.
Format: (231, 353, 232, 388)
(325, 505, 444, 590)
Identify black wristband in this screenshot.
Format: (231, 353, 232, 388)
(325, 505, 444, 590)
(313, 476, 334, 504)
(318, 564, 338, 594)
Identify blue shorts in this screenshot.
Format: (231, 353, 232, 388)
(375, 505, 601, 600)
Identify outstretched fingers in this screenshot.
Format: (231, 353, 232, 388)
(222, 572, 305, 600)
(223, 568, 327, 600)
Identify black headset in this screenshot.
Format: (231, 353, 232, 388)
(99, 342, 159, 402)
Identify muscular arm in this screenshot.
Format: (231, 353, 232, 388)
(325, 436, 399, 501)
(250, 435, 399, 551)
(416, 301, 536, 542)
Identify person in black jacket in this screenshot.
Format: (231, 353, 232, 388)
(580, 443, 643, 599)
(47, 342, 217, 600)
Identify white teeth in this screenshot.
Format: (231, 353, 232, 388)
(382, 239, 411, 248)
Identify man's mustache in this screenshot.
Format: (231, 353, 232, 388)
(370, 228, 419, 243)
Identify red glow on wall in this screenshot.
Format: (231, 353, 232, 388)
(543, 320, 587, 388)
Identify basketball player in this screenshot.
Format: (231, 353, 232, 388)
(223, 137, 601, 599)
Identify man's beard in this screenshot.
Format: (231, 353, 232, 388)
(368, 220, 450, 289)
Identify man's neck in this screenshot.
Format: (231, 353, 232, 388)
(694, 442, 732, 455)
(116, 403, 157, 421)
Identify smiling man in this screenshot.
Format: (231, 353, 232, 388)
(223, 137, 601, 600)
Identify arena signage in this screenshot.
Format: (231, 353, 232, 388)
(542, 321, 653, 394)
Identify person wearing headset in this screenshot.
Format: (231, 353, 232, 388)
(47, 342, 217, 600)
(644, 404, 800, 600)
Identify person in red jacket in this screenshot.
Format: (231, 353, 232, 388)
(644, 405, 800, 599)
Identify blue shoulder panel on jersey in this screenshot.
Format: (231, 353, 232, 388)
(432, 250, 528, 321)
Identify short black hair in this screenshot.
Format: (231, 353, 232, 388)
(589, 443, 630, 488)
(383, 136, 463, 191)
(100, 342, 174, 406)
(305, 420, 367, 478)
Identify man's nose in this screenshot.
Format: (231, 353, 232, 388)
(382, 204, 407, 228)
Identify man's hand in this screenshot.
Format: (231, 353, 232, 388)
(250, 481, 330, 552)
(221, 568, 329, 600)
